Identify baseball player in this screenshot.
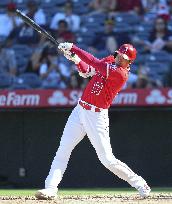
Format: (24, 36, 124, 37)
(35, 43, 151, 200)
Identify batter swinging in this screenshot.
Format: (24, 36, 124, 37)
(35, 43, 151, 200)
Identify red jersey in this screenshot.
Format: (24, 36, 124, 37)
(71, 45, 129, 109)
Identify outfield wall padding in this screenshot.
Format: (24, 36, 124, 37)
(0, 108, 171, 188)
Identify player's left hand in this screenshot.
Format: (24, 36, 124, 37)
(58, 42, 73, 52)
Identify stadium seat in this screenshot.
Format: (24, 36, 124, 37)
(55, 0, 67, 6)
(134, 32, 150, 41)
(41, 1, 57, 9)
(76, 35, 93, 46)
(18, 73, 42, 88)
(12, 44, 33, 57)
(167, 19, 172, 31)
(72, 0, 91, 14)
(74, 0, 90, 4)
(115, 24, 132, 33)
(149, 72, 167, 86)
(0, 8, 5, 14)
(114, 12, 141, 25)
(0, 35, 6, 42)
(12, 44, 33, 74)
(95, 50, 109, 59)
(76, 43, 88, 51)
(0, 74, 13, 89)
(146, 51, 172, 63)
(0, 0, 9, 7)
(145, 62, 170, 75)
(134, 54, 148, 65)
(41, 83, 59, 89)
(130, 64, 138, 74)
(134, 22, 153, 33)
(10, 83, 31, 90)
(16, 57, 29, 74)
(73, 5, 90, 15)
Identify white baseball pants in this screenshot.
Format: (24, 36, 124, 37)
(45, 104, 146, 192)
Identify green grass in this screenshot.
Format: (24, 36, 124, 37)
(0, 188, 171, 197)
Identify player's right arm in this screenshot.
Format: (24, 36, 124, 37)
(59, 43, 106, 68)
(59, 43, 124, 80)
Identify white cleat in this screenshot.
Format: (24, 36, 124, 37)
(35, 189, 57, 200)
(137, 183, 151, 198)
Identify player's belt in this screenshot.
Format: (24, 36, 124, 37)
(79, 100, 102, 112)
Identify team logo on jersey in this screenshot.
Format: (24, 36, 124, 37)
(108, 64, 117, 70)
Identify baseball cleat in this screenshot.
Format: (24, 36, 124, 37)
(137, 183, 151, 198)
(35, 189, 57, 200)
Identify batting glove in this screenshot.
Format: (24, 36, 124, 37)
(58, 42, 73, 52)
(64, 51, 81, 64)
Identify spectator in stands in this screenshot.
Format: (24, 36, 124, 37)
(123, 72, 138, 89)
(89, 0, 117, 14)
(142, 0, 170, 21)
(132, 74, 152, 88)
(89, 18, 130, 55)
(0, 39, 17, 76)
(132, 74, 163, 88)
(69, 71, 80, 89)
(0, 3, 21, 38)
(168, 0, 172, 14)
(50, 1, 80, 32)
(115, 0, 143, 15)
(51, 20, 75, 43)
(9, 22, 40, 46)
(137, 17, 172, 53)
(168, 61, 172, 86)
(26, 36, 51, 75)
(39, 47, 70, 88)
(25, 0, 46, 26)
(69, 69, 89, 89)
(128, 64, 163, 88)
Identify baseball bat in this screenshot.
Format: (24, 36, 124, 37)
(15, 9, 59, 47)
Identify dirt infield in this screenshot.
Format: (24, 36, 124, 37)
(0, 193, 172, 204)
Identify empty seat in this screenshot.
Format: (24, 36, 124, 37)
(0, 0, 10, 7)
(76, 35, 93, 46)
(41, 83, 59, 89)
(115, 12, 141, 25)
(73, 5, 90, 15)
(95, 50, 109, 59)
(12, 44, 33, 57)
(55, 0, 67, 6)
(0, 74, 13, 89)
(145, 62, 170, 75)
(18, 73, 42, 88)
(148, 51, 171, 63)
(10, 83, 31, 90)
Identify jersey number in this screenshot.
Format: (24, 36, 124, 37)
(91, 81, 103, 95)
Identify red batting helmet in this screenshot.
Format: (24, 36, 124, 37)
(115, 44, 137, 61)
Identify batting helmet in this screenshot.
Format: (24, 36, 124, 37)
(115, 44, 137, 61)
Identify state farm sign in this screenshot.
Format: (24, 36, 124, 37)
(48, 90, 82, 106)
(113, 92, 138, 104)
(145, 89, 172, 105)
(0, 88, 171, 109)
(0, 92, 40, 107)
